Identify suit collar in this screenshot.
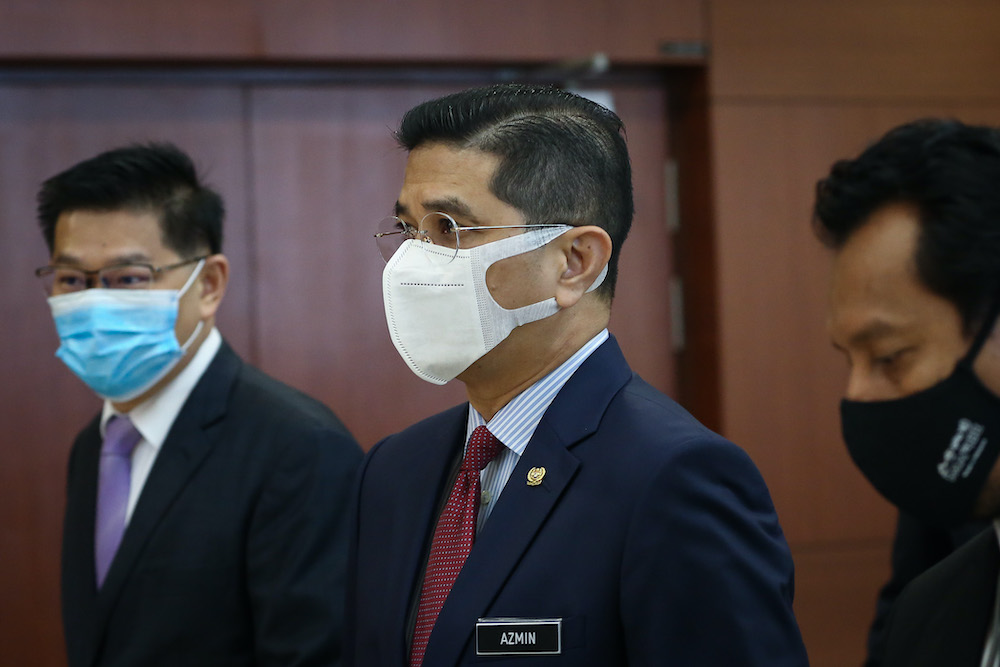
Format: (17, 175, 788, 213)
(421, 336, 632, 665)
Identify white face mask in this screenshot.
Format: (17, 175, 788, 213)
(382, 227, 607, 384)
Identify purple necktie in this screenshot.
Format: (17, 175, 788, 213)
(95, 415, 141, 588)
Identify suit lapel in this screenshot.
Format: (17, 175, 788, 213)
(91, 343, 240, 642)
(378, 407, 468, 663)
(422, 337, 633, 666)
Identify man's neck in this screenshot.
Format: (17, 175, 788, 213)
(462, 308, 609, 421)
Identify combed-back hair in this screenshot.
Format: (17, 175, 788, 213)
(814, 118, 1000, 334)
(38, 142, 224, 257)
(396, 83, 634, 299)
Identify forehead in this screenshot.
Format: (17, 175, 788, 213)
(397, 143, 502, 216)
(52, 209, 170, 263)
(828, 202, 956, 339)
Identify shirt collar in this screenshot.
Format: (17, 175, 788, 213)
(467, 328, 609, 453)
(100, 327, 223, 448)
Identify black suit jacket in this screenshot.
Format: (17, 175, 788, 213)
(345, 337, 807, 666)
(865, 513, 989, 666)
(881, 526, 999, 667)
(61, 341, 362, 667)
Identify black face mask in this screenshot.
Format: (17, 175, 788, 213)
(841, 308, 1000, 529)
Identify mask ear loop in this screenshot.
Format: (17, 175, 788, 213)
(177, 258, 205, 297)
(176, 259, 207, 352)
(961, 289, 1000, 367)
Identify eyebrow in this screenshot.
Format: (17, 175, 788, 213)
(50, 252, 153, 268)
(394, 197, 483, 226)
(831, 319, 902, 352)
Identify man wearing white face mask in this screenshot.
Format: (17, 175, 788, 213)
(345, 84, 807, 666)
(36, 143, 362, 667)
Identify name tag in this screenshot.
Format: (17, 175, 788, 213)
(476, 617, 561, 656)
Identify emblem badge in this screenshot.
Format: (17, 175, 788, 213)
(526, 467, 546, 486)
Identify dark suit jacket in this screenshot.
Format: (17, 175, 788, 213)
(881, 526, 999, 667)
(345, 337, 808, 666)
(865, 513, 989, 667)
(62, 341, 363, 667)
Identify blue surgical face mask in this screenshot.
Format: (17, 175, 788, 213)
(47, 260, 205, 402)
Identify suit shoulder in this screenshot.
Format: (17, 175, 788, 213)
(895, 527, 997, 609)
(610, 374, 740, 458)
(230, 362, 357, 445)
(369, 404, 466, 455)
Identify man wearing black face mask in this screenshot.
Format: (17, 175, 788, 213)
(815, 118, 1000, 667)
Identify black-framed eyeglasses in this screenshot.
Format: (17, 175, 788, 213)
(35, 256, 208, 295)
(373, 211, 568, 263)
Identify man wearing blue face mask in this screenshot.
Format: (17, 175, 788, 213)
(36, 143, 363, 667)
(345, 84, 808, 666)
(815, 119, 1000, 667)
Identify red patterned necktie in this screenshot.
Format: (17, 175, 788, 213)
(409, 425, 503, 667)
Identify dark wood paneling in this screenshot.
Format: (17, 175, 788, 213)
(0, 84, 250, 667)
(710, 0, 1000, 100)
(792, 543, 893, 667)
(248, 84, 469, 450)
(0, 0, 705, 64)
(604, 83, 676, 398)
(670, 70, 720, 431)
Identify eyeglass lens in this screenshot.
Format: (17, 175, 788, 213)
(40, 265, 155, 295)
(375, 213, 461, 262)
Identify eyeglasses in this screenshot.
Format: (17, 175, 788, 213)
(35, 256, 207, 295)
(373, 211, 568, 263)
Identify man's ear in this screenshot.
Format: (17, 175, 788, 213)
(198, 254, 229, 319)
(553, 226, 612, 309)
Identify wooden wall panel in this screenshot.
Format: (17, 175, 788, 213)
(248, 80, 676, 450)
(247, 84, 469, 450)
(0, 0, 705, 64)
(605, 83, 676, 399)
(791, 544, 892, 666)
(710, 0, 1000, 100)
(0, 84, 250, 667)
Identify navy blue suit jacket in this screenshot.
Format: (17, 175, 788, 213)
(345, 337, 807, 665)
(61, 341, 363, 667)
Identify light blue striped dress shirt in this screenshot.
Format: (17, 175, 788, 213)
(467, 328, 610, 532)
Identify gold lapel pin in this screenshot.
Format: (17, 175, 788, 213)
(526, 467, 546, 486)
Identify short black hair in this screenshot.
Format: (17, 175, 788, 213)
(814, 118, 1000, 334)
(37, 142, 224, 257)
(396, 83, 634, 299)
